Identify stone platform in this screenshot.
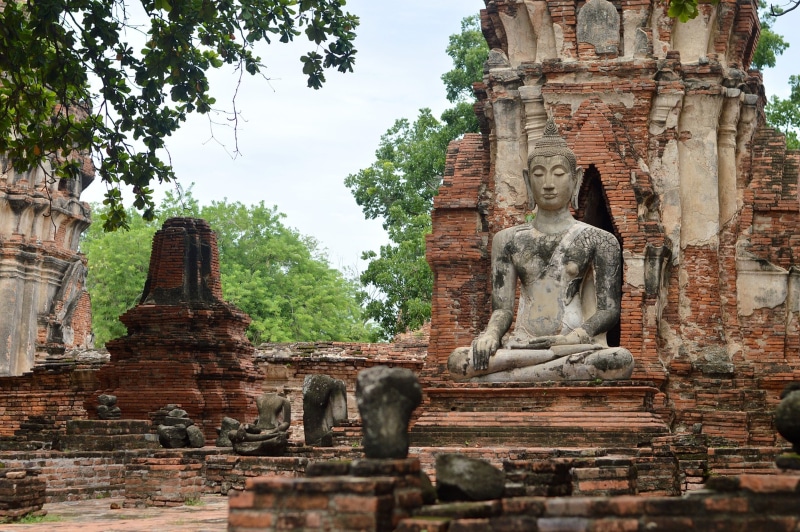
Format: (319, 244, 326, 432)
(410, 383, 670, 447)
(59, 420, 159, 452)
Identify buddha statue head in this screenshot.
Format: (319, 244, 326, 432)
(525, 119, 584, 212)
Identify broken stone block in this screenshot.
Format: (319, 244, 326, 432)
(435, 454, 505, 502)
(155, 406, 199, 448)
(96, 394, 121, 420)
(186, 425, 206, 448)
(157, 425, 188, 448)
(164, 409, 193, 426)
(303, 374, 348, 446)
(356, 366, 421, 459)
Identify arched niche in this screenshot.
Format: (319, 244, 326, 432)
(576, 164, 621, 347)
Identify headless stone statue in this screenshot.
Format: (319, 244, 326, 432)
(448, 119, 634, 382)
(230, 393, 291, 456)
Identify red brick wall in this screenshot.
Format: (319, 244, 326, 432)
(0, 363, 100, 438)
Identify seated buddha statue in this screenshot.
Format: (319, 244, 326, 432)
(448, 120, 634, 383)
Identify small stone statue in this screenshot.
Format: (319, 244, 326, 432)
(230, 393, 291, 456)
(303, 374, 348, 446)
(356, 366, 421, 459)
(97, 394, 121, 420)
(776, 383, 800, 469)
(448, 119, 634, 382)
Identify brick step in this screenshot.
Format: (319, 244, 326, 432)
(423, 384, 660, 413)
(59, 433, 160, 452)
(413, 411, 667, 428)
(410, 410, 669, 447)
(410, 428, 668, 448)
(66, 419, 153, 436)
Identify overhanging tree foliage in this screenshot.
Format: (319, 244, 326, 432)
(1, 0, 357, 230)
(82, 189, 376, 346)
(345, 16, 488, 339)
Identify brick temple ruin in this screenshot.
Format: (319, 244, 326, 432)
(0, 145, 94, 376)
(0, 0, 799, 529)
(424, 0, 799, 448)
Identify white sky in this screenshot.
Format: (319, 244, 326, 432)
(81, 1, 800, 274)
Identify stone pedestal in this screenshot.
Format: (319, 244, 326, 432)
(95, 218, 262, 441)
(410, 383, 669, 447)
(123, 455, 204, 508)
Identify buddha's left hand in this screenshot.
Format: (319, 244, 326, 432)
(547, 328, 592, 346)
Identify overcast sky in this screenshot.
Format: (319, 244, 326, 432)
(81, 1, 799, 274)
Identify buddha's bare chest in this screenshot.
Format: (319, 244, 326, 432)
(507, 234, 592, 285)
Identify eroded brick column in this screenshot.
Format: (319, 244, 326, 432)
(425, 135, 490, 379)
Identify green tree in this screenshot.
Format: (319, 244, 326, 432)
(668, 0, 799, 22)
(751, 3, 799, 150)
(83, 189, 375, 346)
(81, 207, 160, 345)
(345, 15, 487, 339)
(1, 0, 358, 230)
(752, 1, 790, 69)
(766, 75, 800, 149)
(191, 197, 376, 343)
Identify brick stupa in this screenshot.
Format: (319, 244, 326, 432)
(94, 218, 262, 441)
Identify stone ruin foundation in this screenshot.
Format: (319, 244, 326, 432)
(0, 0, 798, 527)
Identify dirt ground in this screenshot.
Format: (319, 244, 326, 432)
(0, 495, 228, 532)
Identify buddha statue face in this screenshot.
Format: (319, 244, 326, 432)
(527, 155, 579, 212)
(525, 119, 583, 212)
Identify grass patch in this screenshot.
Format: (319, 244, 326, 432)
(184, 497, 205, 507)
(17, 513, 62, 524)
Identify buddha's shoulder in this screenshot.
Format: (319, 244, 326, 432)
(574, 222, 615, 238)
(495, 223, 533, 242)
(574, 223, 620, 250)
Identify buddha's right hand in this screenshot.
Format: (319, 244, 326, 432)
(472, 334, 500, 370)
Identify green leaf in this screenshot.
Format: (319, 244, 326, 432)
(154, 0, 172, 13)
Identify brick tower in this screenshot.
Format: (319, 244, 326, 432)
(95, 218, 262, 441)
